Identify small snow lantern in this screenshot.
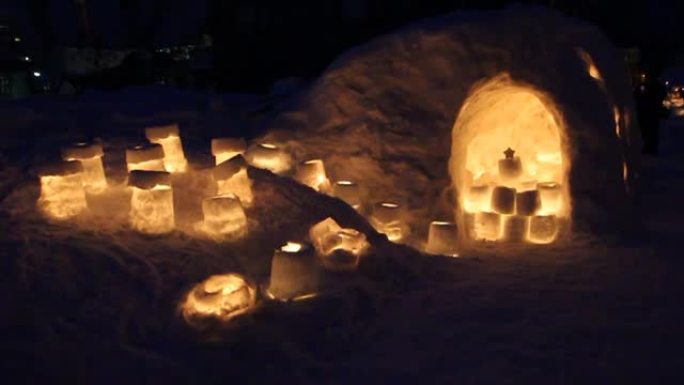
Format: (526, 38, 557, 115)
(37, 160, 88, 220)
(502, 215, 529, 242)
(332, 180, 362, 210)
(425, 221, 459, 257)
(245, 143, 291, 174)
(471, 211, 502, 241)
(294, 159, 331, 193)
(528, 215, 558, 244)
(61, 141, 107, 193)
(145, 123, 188, 173)
(197, 194, 247, 240)
(212, 155, 253, 207)
(181, 273, 257, 327)
(464, 184, 491, 213)
(309, 217, 369, 270)
(128, 170, 175, 234)
(125, 143, 166, 172)
(211, 137, 247, 165)
(267, 242, 319, 301)
(369, 202, 407, 242)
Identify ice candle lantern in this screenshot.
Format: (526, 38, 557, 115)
(145, 124, 188, 173)
(211, 138, 247, 165)
(294, 159, 331, 193)
(369, 202, 407, 242)
(125, 143, 165, 172)
(181, 273, 257, 327)
(267, 242, 319, 301)
(309, 217, 369, 270)
(61, 141, 107, 193)
(244, 143, 291, 174)
(212, 155, 253, 206)
(37, 160, 88, 220)
(425, 221, 459, 257)
(128, 170, 175, 234)
(332, 180, 362, 210)
(198, 194, 248, 240)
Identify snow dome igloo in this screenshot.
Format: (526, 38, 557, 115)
(266, 6, 640, 250)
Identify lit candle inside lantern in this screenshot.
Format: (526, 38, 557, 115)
(125, 143, 165, 172)
(309, 217, 369, 270)
(145, 123, 188, 173)
(61, 141, 107, 193)
(332, 180, 362, 210)
(128, 170, 175, 234)
(198, 194, 248, 240)
(294, 159, 331, 193)
(369, 202, 407, 242)
(212, 155, 253, 207)
(464, 184, 491, 212)
(37, 160, 88, 220)
(537, 182, 562, 214)
(425, 221, 459, 257)
(528, 215, 559, 244)
(211, 137, 247, 165)
(181, 273, 257, 327)
(267, 242, 319, 302)
(244, 143, 291, 174)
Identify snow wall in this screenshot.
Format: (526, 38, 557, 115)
(263, 6, 641, 247)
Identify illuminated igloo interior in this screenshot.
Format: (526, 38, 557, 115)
(265, 6, 641, 249)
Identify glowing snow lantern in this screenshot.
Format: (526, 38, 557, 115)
(125, 143, 165, 172)
(37, 160, 88, 220)
(145, 124, 188, 173)
(244, 143, 291, 174)
(294, 159, 331, 192)
(267, 242, 319, 301)
(471, 211, 502, 241)
(464, 184, 491, 213)
(502, 215, 529, 242)
(491, 186, 516, 215)
(425, 221, 459, 257)
(369, 202, 407, 242)
(61, 142, 107, 193)
(181, 273, 257, 327)
(309, 217, 369, 270)
(537, 182, 562, 215)
(197, 194, 247, 240)
(528, 215, 559, 244)
(128, 170, 175, 234)
(211, 137, 246, 165)
(212, 155, 253, 207)
(332, 180, 362, 210)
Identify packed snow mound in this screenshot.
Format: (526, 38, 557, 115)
(265, 6, 640, 246)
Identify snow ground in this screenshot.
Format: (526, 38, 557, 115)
(1, 89, 684, 384)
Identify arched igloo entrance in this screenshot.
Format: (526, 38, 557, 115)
(451, 75, 571, 244)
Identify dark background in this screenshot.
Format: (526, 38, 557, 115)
(3, 0, 684, 91)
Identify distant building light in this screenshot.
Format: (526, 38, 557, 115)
(14, 37, 21, 42)
(24, 56, 31, 62)
(33, 71, 41, 77)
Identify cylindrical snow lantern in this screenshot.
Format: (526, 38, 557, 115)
(211, 137, 247, 165)
(145, 123, 188, 173)
(125, 143, 165, 172)
(37, 160, 88, 220)
(61, 141, 107, 193)
(294, 159, 331, 193)
(425, 221, 459, 257)
(332, 180, 362, 210)
(128, 170, 174, 234)
(199, 194, 248, 240)
(244, 143, 291, 174)
(212, 154, 253, 207)
(267, 242, 319, 301)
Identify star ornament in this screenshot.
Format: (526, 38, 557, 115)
(503, 147, 515, 159)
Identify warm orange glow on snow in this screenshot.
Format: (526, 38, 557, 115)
(38, 161, 88, 220)
(197, 194, 247, 240)
(145, 124, 188, 173)
(128, 171, 174, 234)
(451, 76, 570, 244)
(181, 273, 256, 327)
(425, 221, 459, 257)
(62, 142, 107, 193)
(295, 159, 331, 192)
